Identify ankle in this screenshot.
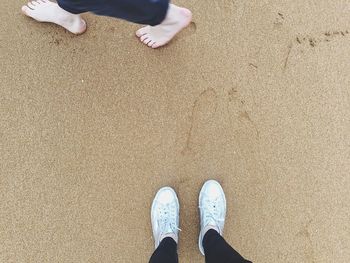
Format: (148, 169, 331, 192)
(202, 225, 220, 236)
(160, 233, 178, 244)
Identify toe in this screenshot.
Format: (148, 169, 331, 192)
(27, 2, 36, 9)
(136, 26, 149, 37)
(148, 41, 155, 47)
(21, 5, 31, 14)
(152, 42, 161, 49)
(143, 38, 152, 45)
(77, 19, 87, 34)
(152, 41, 168, 49)
(142, 38, 150, 45)
(135, 29, 143, 37)
(140, 35, 149, 42)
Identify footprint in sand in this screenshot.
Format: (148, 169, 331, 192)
(227, 86, 259, 139)
(182, 88, 218, 155)
(226, 86, 265, 184)
(295, 29, 350, 48)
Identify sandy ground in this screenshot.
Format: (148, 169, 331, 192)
(1, 0, 350, 262)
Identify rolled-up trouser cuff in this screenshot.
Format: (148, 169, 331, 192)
(146, 0, 169, 25)
(56, 0, 169, 26)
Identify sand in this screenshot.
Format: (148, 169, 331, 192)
(1, 0, 350, 262)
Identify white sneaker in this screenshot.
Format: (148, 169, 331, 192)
(151, 187, 180, 249)
(198, 180, 227, 255)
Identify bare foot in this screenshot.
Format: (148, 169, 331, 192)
(21, 0, 86, 34)
(136, 4, 192, 48)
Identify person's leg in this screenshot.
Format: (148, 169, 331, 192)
(21, 0, 86, 34)
(203, 229, 252, 263)
(21, 0, 166, 35)
(149, 187, 180, 263)
(22, 0, 191, 48)
(149, 237, 178, 263)
(198, 180, 252, 263)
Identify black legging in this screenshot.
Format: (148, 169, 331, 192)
(149, 230, 252, 263)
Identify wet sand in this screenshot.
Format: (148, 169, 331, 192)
(1, 0, 350, 262)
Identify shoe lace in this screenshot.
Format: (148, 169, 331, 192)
(158, 203, 181, 234)
(200, 197, 224, 227)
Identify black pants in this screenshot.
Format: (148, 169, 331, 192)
(149, 230, 252, 263)
(57, 0, 169, 26)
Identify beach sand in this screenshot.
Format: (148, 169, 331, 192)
(1, 0, 350, 262)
